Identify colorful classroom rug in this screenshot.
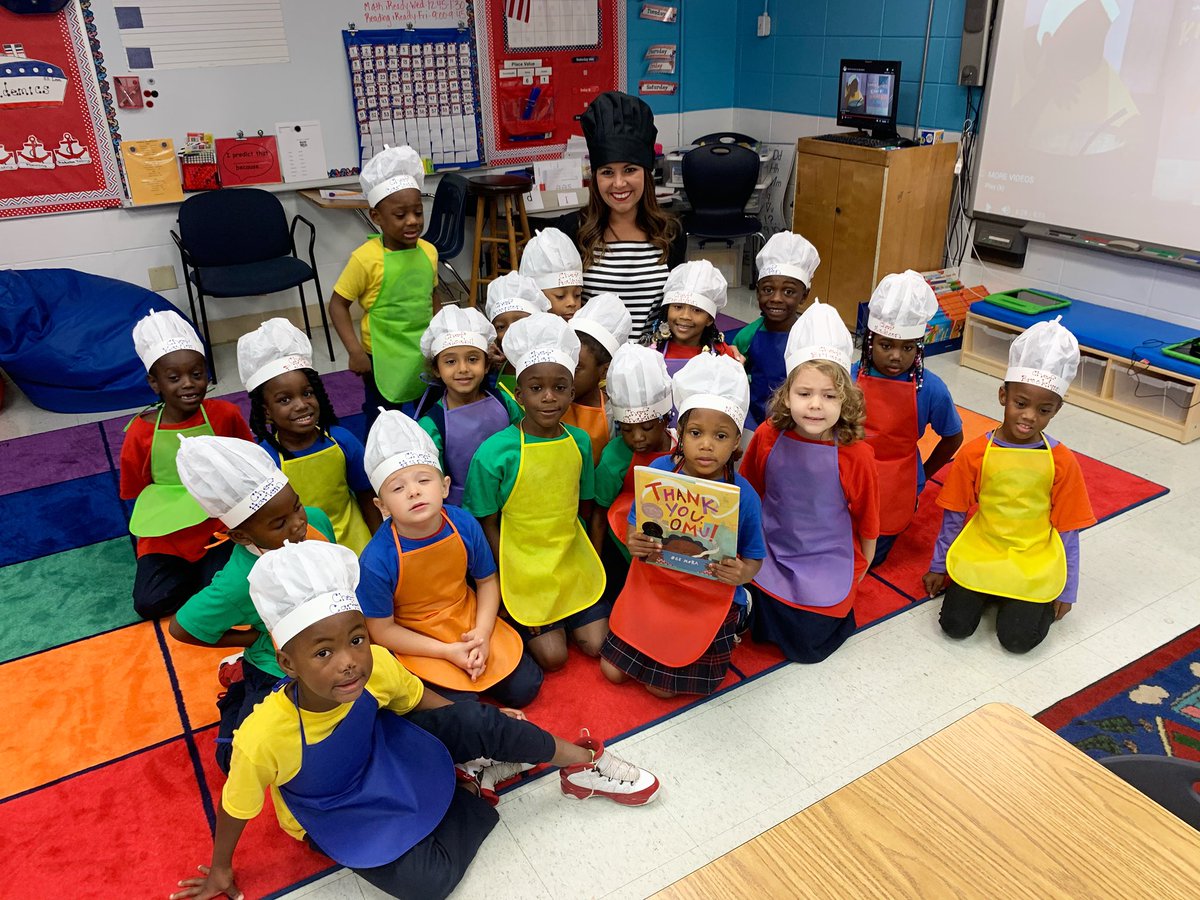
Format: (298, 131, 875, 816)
(0, 371, 1169, 898)
(1037, 625, 1200, 762)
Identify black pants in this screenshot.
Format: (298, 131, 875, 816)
(131, 541, 234, 620)
(362, 356, 416, 432)
(430, 652, 544, 708)
(749, 584, 857, 664)
(214, 659, 280, 774)
(870, 533, 899, 569)
(939, 582, 1056, 654)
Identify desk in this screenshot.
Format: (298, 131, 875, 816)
(655, 704, 1200, 899)
(298, 188, 372, 230)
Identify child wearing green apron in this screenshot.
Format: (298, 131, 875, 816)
(484, 270, 549, 402)
(121, 309, 254, 620)
(328, 145, 438, 431)
(520, 227, 585, 321)
(924, 318, 1095, 654)
(240, 318, 380, 553)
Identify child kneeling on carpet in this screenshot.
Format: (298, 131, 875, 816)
(121, 309, 255, 620)
(923, 317, 1095, 653)
(359, 411, 542, 707)
(170, 435, 334, 773)
(170, 540, 659, 900)
(600, 353, 765, 698)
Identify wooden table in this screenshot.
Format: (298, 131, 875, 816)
(298, 188, 373, 229)
(656, 704, 1200, 899)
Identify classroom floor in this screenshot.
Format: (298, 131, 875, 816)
(4, 313, 1197, 900)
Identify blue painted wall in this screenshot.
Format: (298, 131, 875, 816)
(625, 1, 738, 116)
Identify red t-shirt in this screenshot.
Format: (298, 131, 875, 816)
(741, 423, 880, 616)
(661, 340, 740, 361)
(119, 399, 254, 561)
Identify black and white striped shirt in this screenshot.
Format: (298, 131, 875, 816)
(583, 241, 670, 339)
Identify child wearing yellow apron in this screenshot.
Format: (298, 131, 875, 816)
(484, 271, 550, 403)
(464, 313, 608, 672)
(240, 318, 379, 554)
(924, 318, 1095, 653)
(358, 411, 540, 707)
(565, 291, 632, 465)
(520, 227, 585, 322)
(121, 309, 254, 620)
(328, 145, 438, 431)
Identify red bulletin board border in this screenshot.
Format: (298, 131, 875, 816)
(0, 1, 123, 219)
(474, 0, 626, 166)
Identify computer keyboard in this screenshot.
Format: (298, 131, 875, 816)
(815, 133, 901, 149)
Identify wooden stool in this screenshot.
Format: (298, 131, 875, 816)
(467, 174, 533, 307)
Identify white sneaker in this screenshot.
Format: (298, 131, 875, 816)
(560, 729, 660, 806)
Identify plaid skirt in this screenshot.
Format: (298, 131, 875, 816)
(600, 603, 739, 696)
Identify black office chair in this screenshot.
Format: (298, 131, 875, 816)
(422, 173, 471, 299)
(692, 131, 759, 148)
(171, 188, 335, 382)
(681, 143, 766, 278)
(1098, 755, 1200, 830)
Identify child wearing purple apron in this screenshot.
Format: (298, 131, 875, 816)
(416, 306, 523, 508)
(171, 541, 660, 900)
(645, 260, 742, 379)
(565, 291, 633, 466)
(742, 301, 880, 664)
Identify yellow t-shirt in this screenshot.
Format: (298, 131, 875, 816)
(221, 645, 425, 841)
(332, 237, 438, 353)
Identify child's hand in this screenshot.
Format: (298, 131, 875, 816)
(627, 533, 662, 559)
(347, 349, 372, 376)
(170, 864, 242, 900)
(488, 342, 507, 370)
(727, 346, 746, 364)
(443, 641, 479, 675)
(708, 556, 753, 586)
(499, 707, 527, 721)
(1053, 600, 1072, 621)
(922, 571, 947, 598)
(461, 630, 491, 675)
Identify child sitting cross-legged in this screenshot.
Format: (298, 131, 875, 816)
(564, 291, 634, 465)
(170, 540, 659, 900)
(484, 270, 550, 401)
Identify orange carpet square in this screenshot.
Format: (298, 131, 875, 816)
(167, 639, 240, 731)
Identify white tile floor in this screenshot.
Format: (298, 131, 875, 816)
(4, 326, 1198, 900)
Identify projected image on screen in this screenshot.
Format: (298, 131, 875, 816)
(975, 0, 1200, 249)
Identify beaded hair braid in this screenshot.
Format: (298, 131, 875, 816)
(249, 369, 340, 458)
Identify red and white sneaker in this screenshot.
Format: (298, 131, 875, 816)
(560, 729, 660, 806)
(218, 652, 245, 688)
(456, 758, 535, 806)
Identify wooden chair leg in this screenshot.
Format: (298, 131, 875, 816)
(486, 196, 499, 279)
(503, 195, 519, 276)
(516, 197, 532, 258)
(468, 194, 487, 307)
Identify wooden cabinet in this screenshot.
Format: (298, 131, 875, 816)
(791, 138, 957, 327)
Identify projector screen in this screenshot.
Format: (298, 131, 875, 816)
(973, 0, 1200, 250)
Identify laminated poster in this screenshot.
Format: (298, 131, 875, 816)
(633, 466, 740, 581)
(120, 138, 184, 205)
(214, 135, 282, 186)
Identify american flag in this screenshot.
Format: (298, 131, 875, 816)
(506, 0, 530, 24)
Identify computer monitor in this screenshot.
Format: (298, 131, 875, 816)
(837, 59, 902, 138)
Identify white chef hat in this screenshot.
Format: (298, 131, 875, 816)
(364, 409, 442, 493)
(571, 292, 633, 358)
(360, 144, 425, 208)
(607, 343, 673, 423)
(662, 260, 728, 319)
(756, 232, 820, 288)
(177, 435, 289, 528)
(485, 271, 551, 321)
(237, 317, 313, 392)
(132, 308, 205, 372)
(867, 270, 939, 341)
(420, 305, 496, 360)
(785, 298, 855, 375)
(503, 311, 580, 379)
(1005, 316, 1080, 397)
(520, 228, 583, 290)
(672, 352, 750, 427)
(248, 539, 362, 651)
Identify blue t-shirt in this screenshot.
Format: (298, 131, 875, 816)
(851, 363, 963, 493)
(259, 426, 371, 493)
(747, 328, 789, 425)
(357, 504, 497, 619)
(628, 455, 767, 560)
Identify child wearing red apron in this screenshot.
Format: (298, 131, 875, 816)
(646, 260, 742, 379)
(852, 271, 963, 567)
(742, 300, 881, 663)
(923, 317, 1095, 654)
(416, 306, 524, 508)
(121, 309, 253, 620)
(359, 411, 540, 707)
(464, 313, 609, 672)
(328, 145, 438, 430)
(172, 541, 660, 900)
(240, 318, 379, 554)
(521, 227, 585, 321)
(565, 291, 633, 465)
(601, 353, 765, 697)
(484, 271, 550, 401)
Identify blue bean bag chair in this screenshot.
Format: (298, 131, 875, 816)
(0, 268, 164, 413)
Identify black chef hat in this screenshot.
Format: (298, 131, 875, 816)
(580, 91, 657, 172)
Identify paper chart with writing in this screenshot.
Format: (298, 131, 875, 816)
(505, 0, 599, 49)
(114, 0, 288, 70)
(343, 27, 483, 170)
(275, 120, 328, 183)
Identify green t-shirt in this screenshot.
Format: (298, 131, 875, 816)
(172, 507, 335, 677)
(594, 437, 635, 509)
(417, 389, 524, 463)
(463, 424, 594, 517)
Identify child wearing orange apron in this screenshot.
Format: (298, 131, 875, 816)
(520, 227, 585, 322)
(564, 291, 631, 465)
(484, 271, 550, 402)
(358, 411, 540, 707)
(464, 313, 609, 672)
(924, 318, 1095, 654)
(646, 260, 743, 380)
(241, 318, 379, 554)
(601, 353, 765, 697)
(852, 271, 963, 568)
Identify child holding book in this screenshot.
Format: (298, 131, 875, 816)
(564, 291, 633, 464)
(646, 260, 742, 377)
(484, 270, 550, 399)
(520, 227, 585, 321)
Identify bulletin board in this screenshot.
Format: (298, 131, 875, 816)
(474, 0, 626, 166)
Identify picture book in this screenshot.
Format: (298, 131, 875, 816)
(632, 466, 740, 581)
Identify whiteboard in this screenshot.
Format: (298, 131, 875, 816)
(89, 0, 469, 173)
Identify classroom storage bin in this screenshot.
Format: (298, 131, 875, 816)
(1075, 354, 1106, 396)
(971, 323, 1016, 363)
(1112, 369, 1192, 423)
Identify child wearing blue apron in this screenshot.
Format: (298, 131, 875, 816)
(240, 318, 379, 554)
(484, 270, 550, 403)
(924, 318, 1095, 653)
(852, 271, 963, 568)
(645, 260, 742, 380)
(565, 291, 633, 466)
(121, 309, 254, 620)
(328, 145, 438, 431)
(742, 301, 881, 664)
(520, 227, 585, 322)
(173, 541, 660, 900)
